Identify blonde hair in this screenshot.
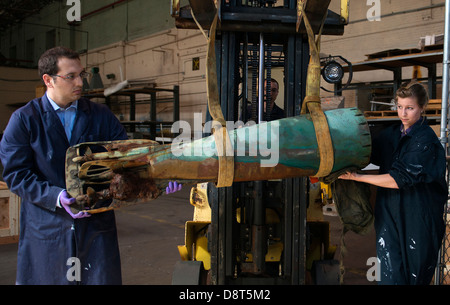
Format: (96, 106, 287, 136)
(395, 81, 429, 109)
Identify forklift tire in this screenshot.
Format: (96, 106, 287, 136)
(172, 261, 204, 285)
(312, 259, 341, 285)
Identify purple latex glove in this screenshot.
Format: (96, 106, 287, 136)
(60, 190, 91, 219)
(166, 181, 182, 194)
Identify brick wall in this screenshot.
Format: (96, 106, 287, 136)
(321, 0, 446, 107)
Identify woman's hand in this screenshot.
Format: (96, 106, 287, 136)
(338, 171, 360, 180)
(338, 172, 399, 189)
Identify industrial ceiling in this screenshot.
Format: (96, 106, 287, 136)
(0, 0, 57, 31)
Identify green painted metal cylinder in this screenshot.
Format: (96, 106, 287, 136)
(158, 107, 371, 181)
(65, 107, 371, 212)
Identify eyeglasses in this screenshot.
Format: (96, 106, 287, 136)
(51, 71, 91, 81)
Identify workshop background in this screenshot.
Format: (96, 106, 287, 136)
(0, 0, 449, 285)
(0, 1, 445, 129)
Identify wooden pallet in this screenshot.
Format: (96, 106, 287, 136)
(365, 109, 442, 120)
(0, 183, 20, 244)
(365, 45, 443, 60)
(428, 99, 443, 109)
(365, 99, 443, 120)
(365, 48, 422, 60)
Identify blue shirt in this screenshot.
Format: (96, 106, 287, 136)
(46, 93, 78, 141)
(46, 93, 78, 207)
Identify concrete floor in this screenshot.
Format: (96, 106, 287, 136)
(0, 186, 376, 285)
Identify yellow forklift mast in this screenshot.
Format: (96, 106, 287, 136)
(171, 0, 350, 285)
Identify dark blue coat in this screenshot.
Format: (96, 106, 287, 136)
(0, 94, 128, 284)
(245, 103, 285, 122)
(371, 118, 447, 284)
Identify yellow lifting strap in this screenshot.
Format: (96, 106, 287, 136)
(205, 13, 234, 187)
(298, 1, 334, 178)
(305, 99, 334, 178)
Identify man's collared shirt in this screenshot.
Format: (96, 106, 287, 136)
(45, 93, 78, 208)
(46, 93, 78, 142)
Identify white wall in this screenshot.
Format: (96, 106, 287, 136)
(321, 0, 445, 107)
(81, 28, 208, 127)
(0, 67, 42, 132)
(9, 0, 441, 128)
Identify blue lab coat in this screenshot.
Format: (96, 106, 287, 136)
(0, 94, 128, 284)
(371, 118, 447, 285)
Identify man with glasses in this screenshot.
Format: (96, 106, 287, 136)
(263, 78, 284, 121)
(0, 46, 179, 284)
(246, 78, 285, 122)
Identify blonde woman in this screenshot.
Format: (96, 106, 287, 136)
(339, 82, 447, 285)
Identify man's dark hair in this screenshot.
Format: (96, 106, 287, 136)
(38, 46, 80, 80)
(270, 78, 279, 89)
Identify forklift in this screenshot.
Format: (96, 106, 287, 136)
(171, 0, 351, 285)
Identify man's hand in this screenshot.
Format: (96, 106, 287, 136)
(60, 190, 91, 219)
(166, 181, 182, 194)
